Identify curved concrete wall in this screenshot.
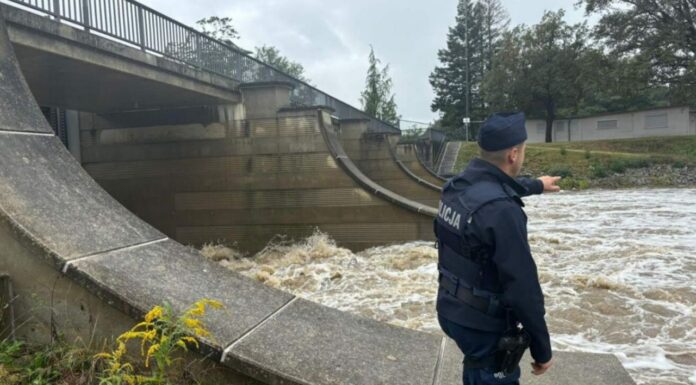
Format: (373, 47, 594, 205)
(0, 12, 635, 385)
(395, 143, 447, 186)
(394, 144, 447, 190)
(339, 120, 441, 207)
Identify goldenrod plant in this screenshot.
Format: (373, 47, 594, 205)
(95, 299, 223, 385)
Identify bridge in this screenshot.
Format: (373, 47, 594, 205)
(0, 1, 635, 384)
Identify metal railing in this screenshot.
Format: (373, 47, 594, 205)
(5, 0, 400, 134)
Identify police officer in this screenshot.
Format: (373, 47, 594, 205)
(435, 112, 560, 384)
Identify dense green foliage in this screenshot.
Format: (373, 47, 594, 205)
(581, 0, 696, 106)
(360, 47, 400, 126)
(432, 0, 692, 142)
(430, 0, 509, 129)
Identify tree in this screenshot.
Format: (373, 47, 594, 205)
(482, 10, 591, 142)
(571, 50, 670, 115)
(196, 16, 239, 45)
(255, 45, 309, 82)
(430, 0, 509, 132)
(360, 47, 400, 126)
(163, 15, 250, 80)
(581, 0, 696, 105)
(480, 27, 526, 112)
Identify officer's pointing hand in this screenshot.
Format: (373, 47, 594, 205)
(538, 176, 561, 192)
(531, 358, 554, 375)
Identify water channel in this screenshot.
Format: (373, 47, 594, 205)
(205, 188, 696, 385)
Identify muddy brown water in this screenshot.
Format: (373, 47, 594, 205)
(203, 188, 696, 385)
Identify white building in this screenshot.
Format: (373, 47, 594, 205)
(526, 106, 696, 143)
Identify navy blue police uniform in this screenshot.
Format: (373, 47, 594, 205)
(435, 112, 552, 385)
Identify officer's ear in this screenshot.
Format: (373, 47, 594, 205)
(507, 146, 519, 165)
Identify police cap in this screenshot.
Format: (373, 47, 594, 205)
(477, 112, 527, 151)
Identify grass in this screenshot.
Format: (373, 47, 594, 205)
(0, 339, 96, 385)
(535, 135, 696, 163)
(453, 135, 695, 189)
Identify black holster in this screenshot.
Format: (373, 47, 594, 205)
(495, 327, 530, 375)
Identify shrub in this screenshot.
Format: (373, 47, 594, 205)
(590, 161, 608, 178)
(559, 177, 591, 190)
(608, 159, 627, 173)
(560, 146, 567, 156)
(584, 149, 592, 159)
(548, 165, 573, 178)
(672, 160, 687, 169)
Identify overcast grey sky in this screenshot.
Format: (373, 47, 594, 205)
(139, 0, 595, 123)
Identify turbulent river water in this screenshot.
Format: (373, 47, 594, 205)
(203, 188, 696, 385)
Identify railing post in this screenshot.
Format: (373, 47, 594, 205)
(195, 33, 202, 67)
(82, 0, 90, 31)
(53, 0, 61, 20)
(137, 6, 146, 51)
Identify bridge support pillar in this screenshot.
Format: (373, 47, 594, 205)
(239, 82, 295, 120)
(65, 109, 81, 163)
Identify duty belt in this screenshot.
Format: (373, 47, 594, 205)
(439, 267, 505, 318)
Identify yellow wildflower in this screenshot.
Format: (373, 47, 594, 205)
(183, 318, 202, 329)
(145, 344, 160, 367)
(193, 327, 210, 337)
(181, 336, 199, 349)
(130, 321, 151, 331)
(144, 306, 164, 322)
(202, 299, 224, 309)
(114, 341, 127, 360)
(186, 302, 205, 317)
(117, 331, 147, 342)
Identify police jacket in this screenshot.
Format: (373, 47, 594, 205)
(435, 158, 552, 364)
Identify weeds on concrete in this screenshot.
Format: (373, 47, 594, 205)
(0, 299, 223, 385)
(0, 337, 96, 385)
(95, 299, 223, 385)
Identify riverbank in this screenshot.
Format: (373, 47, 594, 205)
(453, 135, 696, 189)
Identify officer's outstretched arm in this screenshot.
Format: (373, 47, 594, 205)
(488, 205, 553, 364)
(516, 176, 562, 196)
(515, 177, 544, 196)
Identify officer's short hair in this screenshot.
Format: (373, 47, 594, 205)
(479, 143, 524, 165)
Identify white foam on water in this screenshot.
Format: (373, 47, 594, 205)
(204, 188, 696, 385)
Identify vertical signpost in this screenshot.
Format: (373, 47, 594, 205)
(463, 117, 471, 141)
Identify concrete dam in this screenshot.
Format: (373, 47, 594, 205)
(0, 1, 635, 384)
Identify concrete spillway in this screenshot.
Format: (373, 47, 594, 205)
(339, 120, 442, 207)
(79, 105, 436, 253)
(395, 143, 448, 187)
(0, 10, 636, 385)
